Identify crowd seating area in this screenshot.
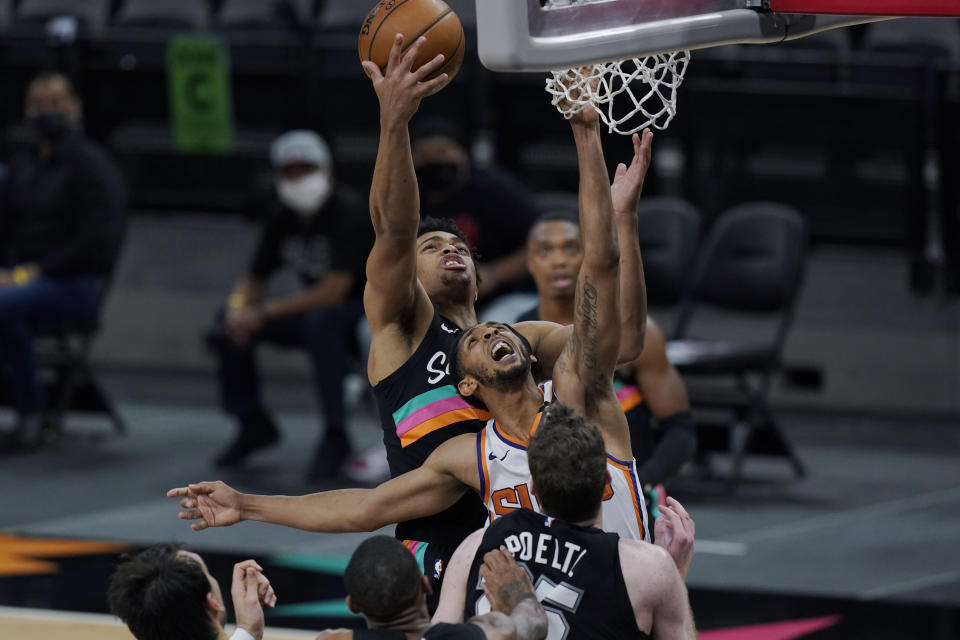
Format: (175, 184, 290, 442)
(0, 2, 957, 252)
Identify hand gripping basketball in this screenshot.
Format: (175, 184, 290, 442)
(361, 34, 450, 125)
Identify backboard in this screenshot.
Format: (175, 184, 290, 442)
(475, 0, 954, 72)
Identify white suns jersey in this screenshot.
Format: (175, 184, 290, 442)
(475, 381, 650, 542)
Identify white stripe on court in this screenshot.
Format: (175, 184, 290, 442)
(693, 540, 749, 556)
(720, 485, 960, 544)
(860, 569, 960, 599)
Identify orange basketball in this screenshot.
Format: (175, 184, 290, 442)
(358, 0, 465, 84)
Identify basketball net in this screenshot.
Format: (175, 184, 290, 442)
(545, 51, 691, 135)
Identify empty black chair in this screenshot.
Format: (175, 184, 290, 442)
(218, 0, 313, 30)
(668, 202, 808, 485)
(636, 196, 701, 307)
(15, 0, 110, 32)
(114, 0, 210, 29)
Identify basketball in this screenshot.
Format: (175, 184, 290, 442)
(358, 0, 465, 84)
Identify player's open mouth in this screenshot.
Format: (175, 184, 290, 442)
(549, 273, 575, 289)
(441, 255, 467, 271)
(490, 339, 516, 362)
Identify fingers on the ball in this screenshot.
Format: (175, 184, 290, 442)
(387, 33, 404, 68)
(400, 36, 427, 70)
(415, 53, 445, 80)
(421, 73, 449, 97)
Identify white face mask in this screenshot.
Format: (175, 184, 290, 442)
(277, 172, 332, 216)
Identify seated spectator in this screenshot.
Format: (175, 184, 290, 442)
(0, 70, 126, 450)
(517, 210, 696, 500)
(107, 543, 277, 640)
(209, 130, 372, 480)
(412, 117, 540, 300)
(315, 535, 547, 640)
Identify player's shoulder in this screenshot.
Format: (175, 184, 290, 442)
(618, 537, 674, 571)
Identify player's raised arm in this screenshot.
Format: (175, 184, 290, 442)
(361, 35, 449, 338)
(513, 131, 653, 376)
(167, 436, 476, 534)
(611, 129, 653, 361)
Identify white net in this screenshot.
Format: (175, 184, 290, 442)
(545, 51, 691, 135)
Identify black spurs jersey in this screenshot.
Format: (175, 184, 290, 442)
(372, 312, 491, 556)
(465, 509, 649, 640)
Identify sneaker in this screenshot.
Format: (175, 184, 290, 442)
(213, 415, 280, 468)
(343, 444, 392, 485)
(306, 429, 352, 483)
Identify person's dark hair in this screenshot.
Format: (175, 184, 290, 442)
(529, 404, 607, 522)
(343, 536, 423, 620)
(410, 115, 469, 148)
(527, 210, 580, 242)
(107, 543, 217, 640)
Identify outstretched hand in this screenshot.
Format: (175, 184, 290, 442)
(361, 34, 450, 127)
(167, 480, 243, 531)
(611, 128, 653, 215)
(654, 497, 695, 578)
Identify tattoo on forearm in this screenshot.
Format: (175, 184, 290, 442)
(498, 580, 535, 612)
(576, 278, 599, 370)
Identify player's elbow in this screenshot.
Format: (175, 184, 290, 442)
(584, 246, 621, 273)
(529, 609, 549, 640)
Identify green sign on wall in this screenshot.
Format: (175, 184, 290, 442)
(166, 36, 234, 153)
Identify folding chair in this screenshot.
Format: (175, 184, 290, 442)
(667, 202, 808, 485)
(635, 196, 702, 307)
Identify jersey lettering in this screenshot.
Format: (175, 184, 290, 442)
(426, 350, 450, 385)
(502, 533, 586, 578)
(491, 483, 536, 515)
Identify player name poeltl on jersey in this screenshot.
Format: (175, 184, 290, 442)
(501, 524, 588, 579)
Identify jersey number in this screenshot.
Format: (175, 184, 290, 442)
(491, 484, 535, 516)
(475, 571, 583, 640)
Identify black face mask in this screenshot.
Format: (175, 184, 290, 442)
(416, 162, 461, 192)
(30, 112, 71, 142)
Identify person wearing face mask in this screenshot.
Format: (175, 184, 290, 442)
(0, 71, 126, 450)
(209, 130, 372, 479)
(412, 117, 541, 301)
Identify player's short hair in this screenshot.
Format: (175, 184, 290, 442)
(527, 210, 580, 243)
(343, 536, 422, 620)
(529, 404, 607, 523)
(107, 543, 217, 640)
(410, 115, 469, 147)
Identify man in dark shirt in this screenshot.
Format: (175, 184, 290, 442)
(412, 118, 540, 299)
(313, 535, 546, 640)
(210, 130, 372, 479)
(0, 71, 126, 449)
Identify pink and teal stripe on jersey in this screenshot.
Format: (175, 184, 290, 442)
(392, 385, 491, 448)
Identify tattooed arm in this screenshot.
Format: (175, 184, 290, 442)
(552, 107, 633, 460)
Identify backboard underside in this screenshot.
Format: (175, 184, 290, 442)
(476, 0, 955, 72)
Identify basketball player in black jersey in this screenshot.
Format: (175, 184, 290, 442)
(169, 34, 649, 597)
(434, 404, 696, 640)
(517, 211, 696, 494)
(314, 536, 546, 640)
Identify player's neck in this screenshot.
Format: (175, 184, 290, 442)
(366, 607, 431, 639)
(435, 301, 477, 330)
(537, 294, 575, 325)
(485, 378, 545, 442)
